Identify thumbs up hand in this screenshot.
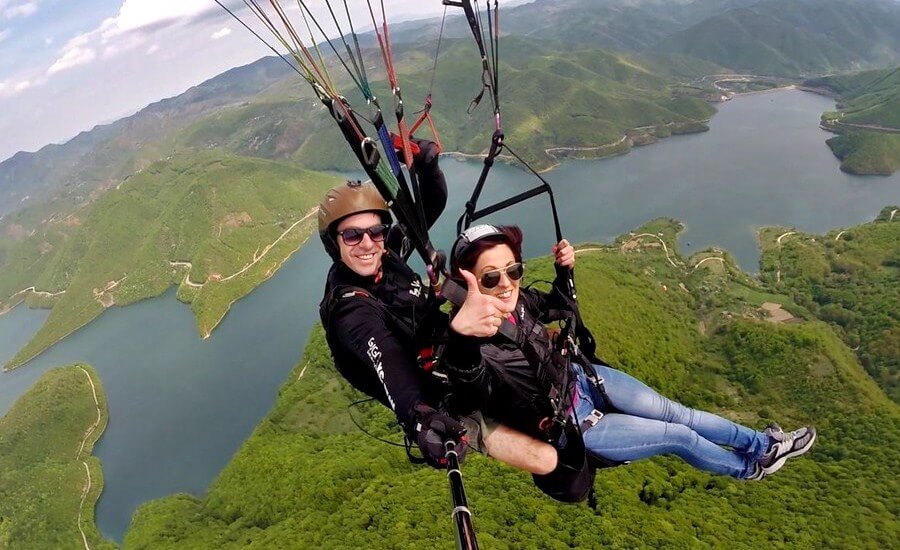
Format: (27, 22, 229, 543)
(449, 269, 512, 338)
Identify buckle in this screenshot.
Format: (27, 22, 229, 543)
(583, 409, 604, 428)
(538, 417, 555, 432)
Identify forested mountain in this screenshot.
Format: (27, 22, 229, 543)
(807, 68, 900, 175)
(0, 152, 337, 370)
(659, 0, 900, 76)
(455, 0, 748, 51)
(0, 365, 113, 549)
(0, 57, 294, 220)
(813, 68, 900, 128)
(0, 35, 717, 243)
(4, 0, 900, 224)
(759, 207, 900, 402)
(123, 218, 900, 548)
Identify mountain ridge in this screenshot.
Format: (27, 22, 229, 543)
(4, 0, 900, 222)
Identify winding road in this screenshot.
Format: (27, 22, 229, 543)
(625, 233, 680, 268)
(170, 207, 318, 288)
(776, 231, 796, 244)
(693, 256, 725, 271)
(76, 366, 102, 550)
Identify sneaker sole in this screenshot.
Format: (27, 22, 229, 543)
(761, 429, 817, 475)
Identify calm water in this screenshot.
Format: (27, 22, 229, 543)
(0, 89, 897, 542)
(0, 243, 329, 542)
(427, 89, 900, 271)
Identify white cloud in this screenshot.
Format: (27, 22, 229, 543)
(211, 27, 231, 40)
(44, 36, 53, 46)
(41, 0, 221, 81)
(3, 1, 37, 19)
(47, 42, 96, 75)
(147, 43, 159, 55)
(0, 76, 36, 98)
(0, 28, 8, 43)
(102, 32, 144, 59)
(102, 0, 217, 39)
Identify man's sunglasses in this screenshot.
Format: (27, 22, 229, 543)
(480, 262, 524, 289)
(338, 223, 391, 246)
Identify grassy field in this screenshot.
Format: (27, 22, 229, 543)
(122, 219, 898, 549)
(0, 365, 115, 549)
(1, 151, 339, 370)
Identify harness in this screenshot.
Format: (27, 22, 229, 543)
(322, 283, 448, 371)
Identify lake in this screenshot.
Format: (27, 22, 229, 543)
(0, 88, 897, 542)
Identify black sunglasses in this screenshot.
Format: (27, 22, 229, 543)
(480, 262, 524, 289)
(338, 223, 391, 246)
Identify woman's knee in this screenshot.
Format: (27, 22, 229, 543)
(666, 422, 700, 450)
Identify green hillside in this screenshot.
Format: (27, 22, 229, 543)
(825, 133, 900, 176)
(0, 365, 115, 549)
(123, 220, 898, 549)
(5, 0, 898, 225)
(0, 57, 295, 219)
(289, 39, 716, 172)
(174, 39, 717, 175)
(449, 0, 745, 53)
(807, 68, 900, 174)
(0, 35, 717, 240)
(759, 208, 900, 402)
(0, 152, 338, 370)
(659, 0, 900, 77)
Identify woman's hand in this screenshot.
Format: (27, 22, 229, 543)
(449, 269, 513, 338)
(552, 238, 575, 269)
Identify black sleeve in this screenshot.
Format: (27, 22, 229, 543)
(441, 328, 492, 415)
(330, 297, 430, 429)
(412, 139, 447, 230)
(524, 281, 573, 325)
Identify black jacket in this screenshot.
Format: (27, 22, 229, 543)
(319, 251, 446, 430)
(443, 275, 576, 437)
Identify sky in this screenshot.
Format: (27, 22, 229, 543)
(0, 0, 502, 162)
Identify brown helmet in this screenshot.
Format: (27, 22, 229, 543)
(318, 180, 391, 260)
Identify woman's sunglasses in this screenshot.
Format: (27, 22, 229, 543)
(338, 223, 390, 246)
(480, 262, 524, 289)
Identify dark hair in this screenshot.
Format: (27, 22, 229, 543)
(452, 224, 524, 278)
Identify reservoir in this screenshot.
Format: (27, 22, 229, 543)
(0, 88, 897, 542)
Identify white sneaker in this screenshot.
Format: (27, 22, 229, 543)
(758, 424, 817, 475)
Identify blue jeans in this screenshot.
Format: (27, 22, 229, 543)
(572, 364, 770, 479)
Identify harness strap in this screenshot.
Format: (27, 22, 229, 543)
(580, 409, 604, 432)
(329, 285, 417, 340)
(575, 360, 624, 417)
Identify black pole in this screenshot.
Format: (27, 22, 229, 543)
(445, 440, 478, 550)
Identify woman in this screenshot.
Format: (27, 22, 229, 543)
(443, 224, 817, 493)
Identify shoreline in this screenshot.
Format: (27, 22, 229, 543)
(0, 287, 66, 318)
(442, 120, 708, 174)
(4, 210, 319, 370)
